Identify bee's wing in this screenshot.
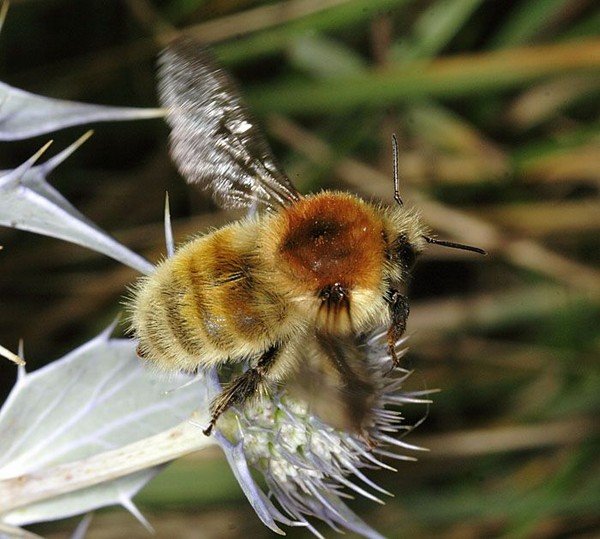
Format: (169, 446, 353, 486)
(158, 37, 301, 210)
(288, 332, 377, 434)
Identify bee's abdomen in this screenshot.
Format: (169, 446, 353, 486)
(130, 222, 292, 372)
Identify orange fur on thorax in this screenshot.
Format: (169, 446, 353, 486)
(275, 192, 386, 292)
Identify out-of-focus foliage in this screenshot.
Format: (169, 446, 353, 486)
(0, 0, 598, 538)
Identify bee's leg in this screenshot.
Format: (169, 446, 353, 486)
(316, 332, 376, 434)
(203, 344, 280, 436)
(385, 289, 409, 371)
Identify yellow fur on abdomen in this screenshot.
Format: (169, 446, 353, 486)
(129, 219, 299, 372)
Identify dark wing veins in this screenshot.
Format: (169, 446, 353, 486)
(158, 37, 300, 210)
(314, 332, 377, 433)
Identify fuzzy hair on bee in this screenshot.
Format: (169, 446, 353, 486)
(127, 37, 485, 438)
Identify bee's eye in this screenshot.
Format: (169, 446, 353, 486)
(389, 235, 417, 269)
(397, 243, 416, 269)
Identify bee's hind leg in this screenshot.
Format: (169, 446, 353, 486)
(203, 344, 280, 436)
(385, 289, 409, 372)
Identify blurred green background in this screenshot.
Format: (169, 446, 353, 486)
(0, 0, 598, 537)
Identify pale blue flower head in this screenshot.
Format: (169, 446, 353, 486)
(206, 334, 430, 538)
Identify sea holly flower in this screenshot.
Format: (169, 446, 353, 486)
(206, 334, 430, 538)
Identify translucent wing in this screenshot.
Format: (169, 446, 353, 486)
(158, 37, 301, 209)
(287, 332, 377, 434)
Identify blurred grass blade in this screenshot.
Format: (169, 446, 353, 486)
(165, 0, 207, 22)
(490, 0, 575, 48)
(396, 0, 484, 61)
(215, 0, 410, 64)
(0, 325, 209, 526)
(29, 0, 411, 98)
(380, 450, 598, 526)
(519, 143, 600, 184)
(559, 10, 600, 40)
(0, 81, 163, 140)
(514, 127, 600, 184)
(481, 199, 600, 237)
(405, 101, 508, 166)
(187, 0, 358, 45)
(248, 39, 600, 113)
(513, 122, 599, 159)
(0, 1, 9, 36)
(0, 137, 154, 275)
(288, 34, 366, 78)
(505, 75, 600, 129)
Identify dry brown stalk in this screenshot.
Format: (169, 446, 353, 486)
(411, 418, 596, 458)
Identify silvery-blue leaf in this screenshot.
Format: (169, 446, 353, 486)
(0, 521, 38, 539)
(214, 434, 295, 536)
(3, 469, 160, 528)
(0, 81, 164, 140)
(70, 513, 94, 539)
(0, 135, 154, 275)
(0, 323, 207, 526)
(164, 192, 175, 258)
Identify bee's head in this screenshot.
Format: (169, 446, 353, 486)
(386, 134, 486, 275)
(382, 205, 428, 282)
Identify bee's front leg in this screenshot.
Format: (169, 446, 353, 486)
(385, 289, 409, 372)
(203, 344, 280, 436)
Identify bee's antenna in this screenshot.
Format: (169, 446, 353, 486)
(422, 236, 487, 255)
(392, 134, 403, 206)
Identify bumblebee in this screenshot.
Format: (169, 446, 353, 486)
(129, 38, 484, 437)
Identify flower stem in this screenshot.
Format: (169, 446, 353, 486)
(0, 413, 216, 514)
